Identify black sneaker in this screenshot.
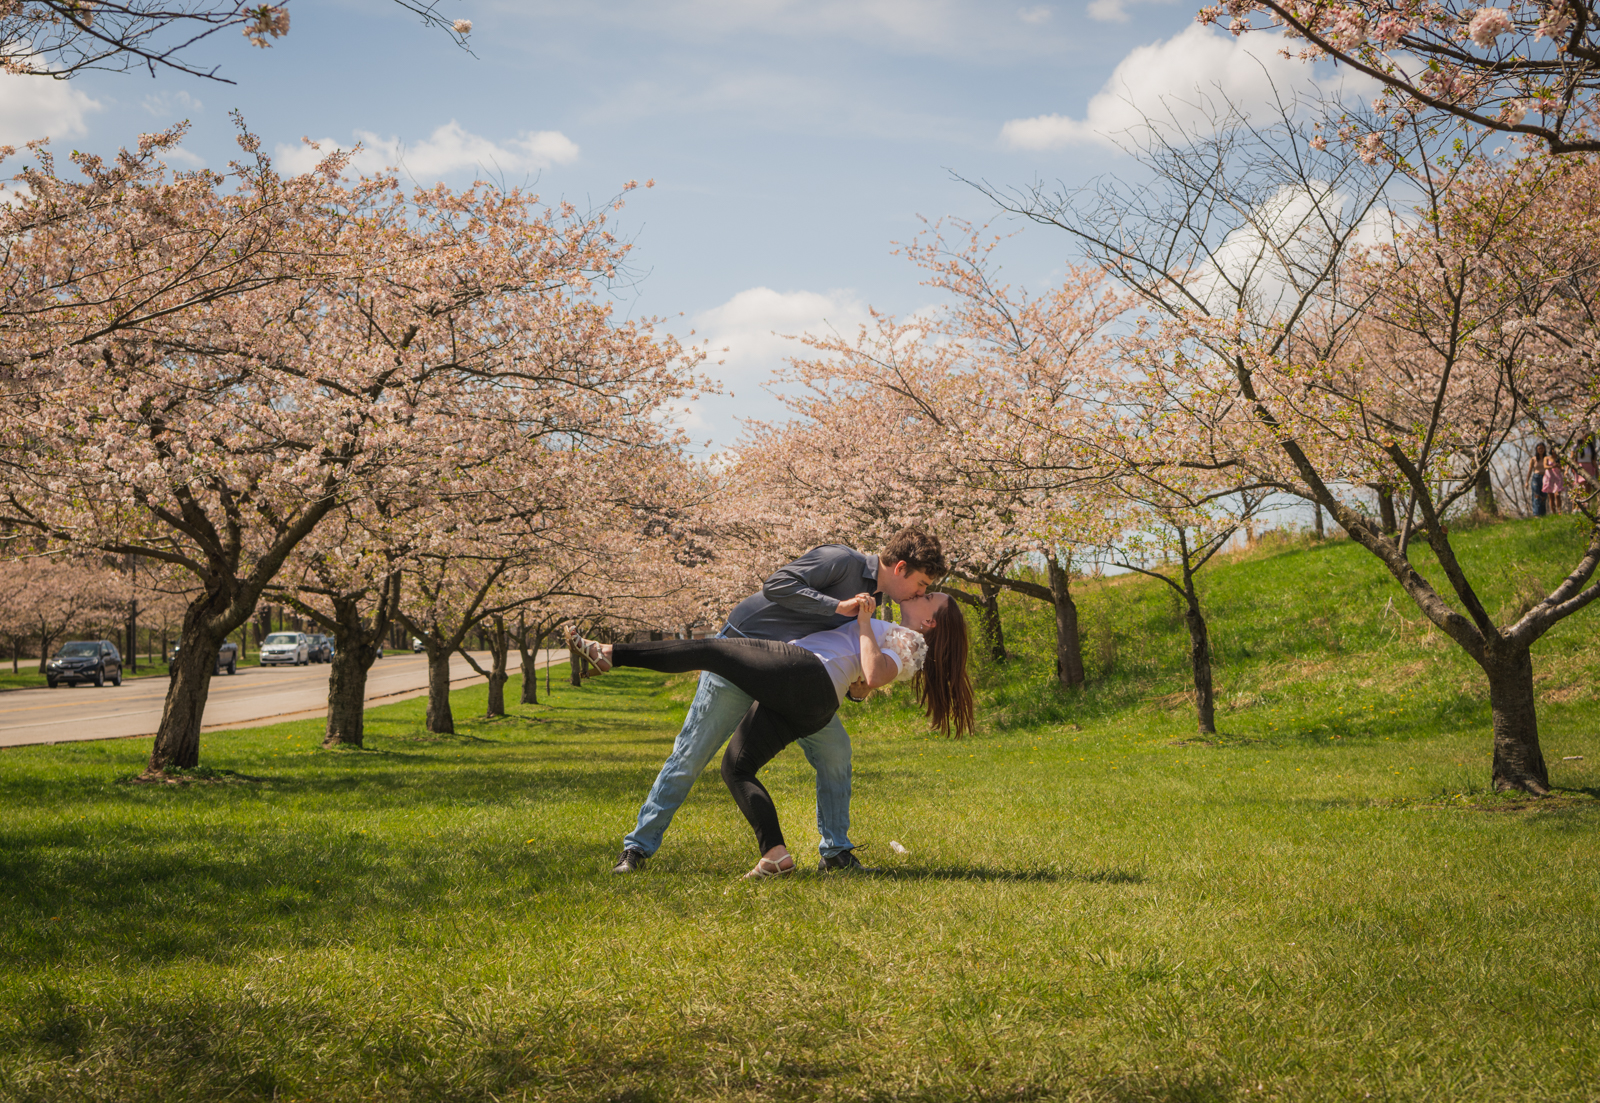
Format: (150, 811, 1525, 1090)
(612, 847, 648, 874)
(817, 848, 876, 873)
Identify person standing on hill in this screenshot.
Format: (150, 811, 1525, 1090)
(609, 526, 948, 875)
(1529, 443, 1549, 516)
(1543, 452, 1565, 515)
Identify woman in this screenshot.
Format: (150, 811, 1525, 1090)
(1543, 452, 1565, 515)
(568, 591, 973, 879)
(1529, 442, 1548, 516)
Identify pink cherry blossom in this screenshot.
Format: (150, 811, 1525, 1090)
(1467, 7, 1513, 47)
(1201, 0, 1600, 154)
(242, 4, 290, 48)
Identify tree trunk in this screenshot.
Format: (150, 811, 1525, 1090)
(1046, 553, 1084, 689)
(323, 636, 371, 748)
(569, 646, 584, 686)
(978, 577, 1007, 662)
(148, 623, 224, 771)
(1313, 502, 1325, 540)
(126, 598, 138, 674)
(1182, 583, 1216, 735)
(485, 615, 509, 718)
(517, 617, 540, 705)
(426, 648, 455, 734)
(1483, 644, 1550, 794)
(1475, 465, 1500, 516)
(322, 594, 379, 748)
(1376, 487, 1398, 534)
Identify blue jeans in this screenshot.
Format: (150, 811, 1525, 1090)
(1532, 473, 1547, 516)
(623, 669, 854, 858)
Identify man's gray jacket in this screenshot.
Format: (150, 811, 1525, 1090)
(722, 545, 882, 643)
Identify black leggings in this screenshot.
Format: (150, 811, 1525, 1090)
(611, 638, 839, 854)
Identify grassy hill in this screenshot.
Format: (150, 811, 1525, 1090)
(856, 513, 1598, 777)
(0, 515, 1596, 1102)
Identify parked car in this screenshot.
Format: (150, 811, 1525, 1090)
(307, 634, 334, 663)
(169, 640, 240, 675)
(411, 636, 426, 653)
(47, 640, 123, 688)
(259, 632, 310, 666)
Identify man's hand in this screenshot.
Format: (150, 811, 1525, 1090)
(837, 593, 877, 618)
(845, 678, 871, 702)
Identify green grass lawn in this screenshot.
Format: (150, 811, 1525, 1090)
(2, 517, 1598, 1101)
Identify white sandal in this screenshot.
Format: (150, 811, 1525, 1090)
(562, 625, 612, 673)
(742, 854, 795, 880)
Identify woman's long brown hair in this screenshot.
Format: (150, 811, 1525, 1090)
(914, 593, 974, 738)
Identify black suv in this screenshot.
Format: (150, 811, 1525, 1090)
(47, 641, 123, 688)
(307, 634, 334, 663)
(170, 641, 240, 675)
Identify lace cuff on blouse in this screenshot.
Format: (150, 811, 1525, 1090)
(881, 624, 927, 679)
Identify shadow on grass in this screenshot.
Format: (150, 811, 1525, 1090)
(0, 980, 1242, 1103)
(0, 753, 663, 807)
(884, 865, 1144, 885)
(0, 813, 633, 969)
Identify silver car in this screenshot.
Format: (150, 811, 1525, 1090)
(260, 632, 310, 666)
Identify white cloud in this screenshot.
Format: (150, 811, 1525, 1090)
(0, 65, 100, 147)
(1000, 24, 1373, 150)
(158, 146, 207, 169)
(1187, 183, 1400, 320)
(1085, 0, 1129, 22)
(1086, 0, 1183, 23)
(1192, 183, 1343, 315)
(143, 90, 203, 118)
(695, 286, 871, 385)
(674, 286, 872, 447)
(273, 121, 579, 180)
(548, 0, 1074, 59)
(1018, 5, 1053, 23)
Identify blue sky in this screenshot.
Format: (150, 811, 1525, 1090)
(4, 0, 1334, 450)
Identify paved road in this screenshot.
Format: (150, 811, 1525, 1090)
(0, 649, 565, 748)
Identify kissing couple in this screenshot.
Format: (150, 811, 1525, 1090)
(567, 525, 974, 880)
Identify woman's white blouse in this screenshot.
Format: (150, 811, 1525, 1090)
(790, 618, 926, 702)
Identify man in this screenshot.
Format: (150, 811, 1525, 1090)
(613, 525, 947, 874)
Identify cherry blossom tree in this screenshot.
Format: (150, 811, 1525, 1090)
(393, 453, 699, 731)
(899, 223, 1133, 683)
(398, 539, 592, 733)
(1202, 0, 1600, 153)
(0, 127, 703, 774)
(1074, 441, 1275, 734)
(740, 225, 1128, 690)
(510, 606, 567, 705)
(989, 89, 1600, 791)
(0, 556, 121, 673)
(273, 505, 405, 748)
(0, 559, 30, 670)
(894, 225, 1275, 731)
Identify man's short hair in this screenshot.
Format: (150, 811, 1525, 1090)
(882, 525, 947, 579)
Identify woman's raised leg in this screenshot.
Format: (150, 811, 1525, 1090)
(612, 637, 836, 729)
